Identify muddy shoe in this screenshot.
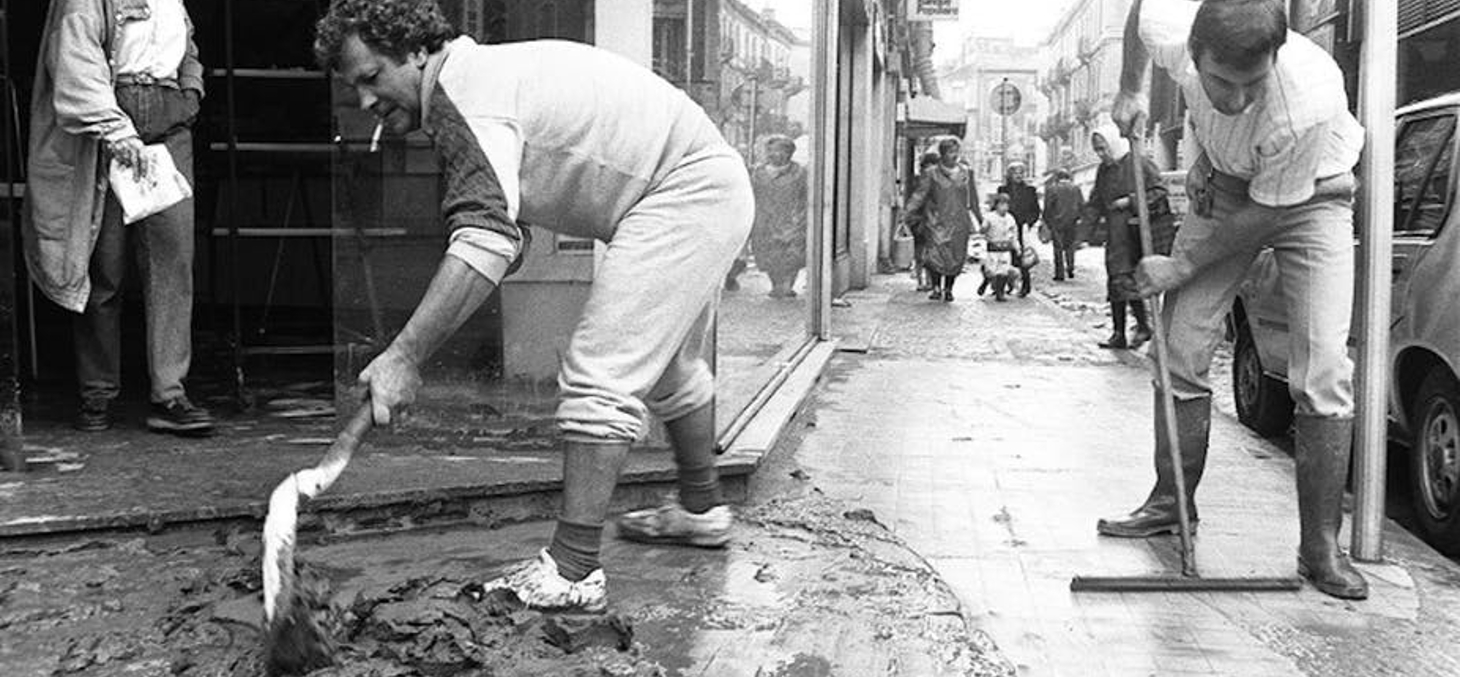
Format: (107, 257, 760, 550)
(75, 397, 113, 432)
(147, 396, 215, 436)
(615, 503, 732, 548)
(479, 549, 607, 613)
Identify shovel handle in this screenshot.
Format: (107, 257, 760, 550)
(1126, 130, 1199, 577)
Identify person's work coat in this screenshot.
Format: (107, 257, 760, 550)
(23, 0, 204, 312)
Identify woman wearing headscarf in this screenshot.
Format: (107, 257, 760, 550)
(903, 137, 982, 302)
(749, 135, 810, 298)
(909, 150, 942, 291)
(1085, 123, 1176, 349)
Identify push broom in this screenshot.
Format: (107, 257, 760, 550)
(1069, 129, 1302, 593)
(261, 400, 375, 673)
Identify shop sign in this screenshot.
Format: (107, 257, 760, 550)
(908, 0, 959, 21)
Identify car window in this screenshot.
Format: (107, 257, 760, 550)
(1394, 112, 1456, 236)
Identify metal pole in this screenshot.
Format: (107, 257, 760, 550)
(1000, 78, 1009, 177)
(1352, 0, 1396, 562)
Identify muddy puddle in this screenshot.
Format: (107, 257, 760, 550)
(1, 496, 1012, 676)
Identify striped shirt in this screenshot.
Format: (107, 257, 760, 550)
(1140, 0, 1364, 207)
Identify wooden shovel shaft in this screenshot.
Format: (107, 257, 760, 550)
(1126, 133, 1199, 578)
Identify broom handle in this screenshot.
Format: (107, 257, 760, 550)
(1127, 132, 1199, 578)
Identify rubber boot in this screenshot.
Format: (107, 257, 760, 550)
(1294, 415, 1369, 600)
(1099, 301, 1128, 349)
(1128, 300, 1153, 349)
(1097, 393, 1211, 537)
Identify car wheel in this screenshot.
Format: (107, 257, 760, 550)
(1409, 369, 1460, 556)
(1232, 323, 1294, 437)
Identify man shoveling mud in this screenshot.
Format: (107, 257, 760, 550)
(313, 0, 752, 612)
(1095, 0, 1369, 599)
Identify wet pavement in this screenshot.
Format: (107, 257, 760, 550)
(784, 250, 1460, 676)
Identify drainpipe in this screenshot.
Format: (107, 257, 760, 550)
(908, 20, 940, 99)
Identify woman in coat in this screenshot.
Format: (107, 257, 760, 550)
(1086, 123, 1176, 349)
(904, 137, 982, 302)
(749, 135, 809, 298)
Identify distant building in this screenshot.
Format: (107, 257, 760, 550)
(1038, 0, 1131, 185)
(650, 1, 809, 165)
(939, 37, 1044, 190)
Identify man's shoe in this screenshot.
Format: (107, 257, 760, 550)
(928, 289, 944, 301)
(75, 398, 112, 432)
(147, 396, 215, 436)
(615, 502, 732, 548)
(478, 548, 607, 612)
(1098, 333, 1128, 349)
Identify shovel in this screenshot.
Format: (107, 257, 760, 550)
(261, 400, 375, 673)
(1070, 130, 1301, 593)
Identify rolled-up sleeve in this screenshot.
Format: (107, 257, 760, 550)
(431, 89, 527, 284)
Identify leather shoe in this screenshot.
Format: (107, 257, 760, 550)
(75, 398, 112, 432)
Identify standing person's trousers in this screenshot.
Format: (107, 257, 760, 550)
(1160, 172, 1355, 418)
(76, 84, 197, 404)
(556, 147, 754, 442)
(1051, 222, 1077, 277)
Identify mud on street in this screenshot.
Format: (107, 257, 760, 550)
(0, 489, 1014, 676)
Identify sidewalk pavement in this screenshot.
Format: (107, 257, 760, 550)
(789, 251, 1460, 676)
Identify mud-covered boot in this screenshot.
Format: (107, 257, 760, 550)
(1295, 415, 1369, 600)
(1097, 393, 1211, 537)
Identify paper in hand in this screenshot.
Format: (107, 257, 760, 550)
(108, 143, 192, 225)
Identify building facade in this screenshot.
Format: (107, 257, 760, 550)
(940, 37, 1044, 189)
(1038, 0, 1131, 186)
(0, 0, 913, 453)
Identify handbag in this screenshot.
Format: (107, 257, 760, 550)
(1020, 245, 1040, 269)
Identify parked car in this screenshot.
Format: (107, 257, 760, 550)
(1229, 92, 1460, 555)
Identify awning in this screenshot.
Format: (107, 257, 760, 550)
(898, 96, 968, 138)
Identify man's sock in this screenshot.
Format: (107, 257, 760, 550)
(677, 463, 723, 515)
(547, 518, 604, 582)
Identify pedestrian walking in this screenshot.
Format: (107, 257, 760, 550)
(26, 0, 215, 436)
(314, 0, 752, 612)
(997, 161, 1041, 297)
(1096, 0, 1369, 600)
(1042, 168, 1085, 281)
(903, 137, 981, 302)
(1085, 123, 1174, 350)
(909, 150, 942, 292)
(749, 135, 808, 299)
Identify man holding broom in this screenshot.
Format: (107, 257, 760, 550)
(1095, 0, 1369, 600)
(313, 0, 751, 612)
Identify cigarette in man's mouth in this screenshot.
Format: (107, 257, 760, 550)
(369, 122, 383, 153)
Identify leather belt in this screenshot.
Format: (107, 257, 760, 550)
(115, 72, 179, 88)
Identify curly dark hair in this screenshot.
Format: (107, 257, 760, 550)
(314, 0, 456, 71)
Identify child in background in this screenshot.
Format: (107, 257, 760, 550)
(980, 193, 1020, 302)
